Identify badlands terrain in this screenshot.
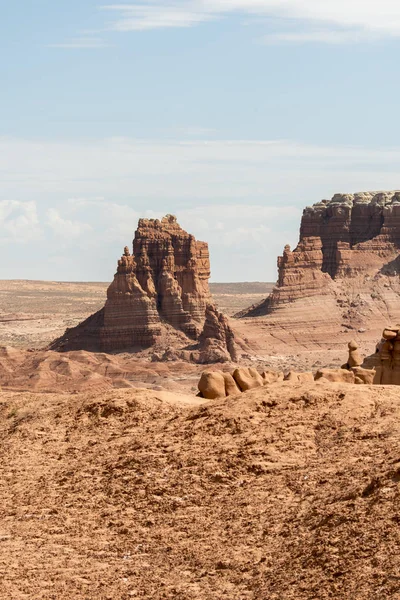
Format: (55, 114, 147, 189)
(2, 194, 400, 598)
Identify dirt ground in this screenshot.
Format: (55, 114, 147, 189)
(0, 280, 273, 349)
(1, 382, 400, 599)
(0, 280, 399, 598)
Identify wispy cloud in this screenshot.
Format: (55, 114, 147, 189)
(4, 135, 400, 279)
(100, 1, 400, 41)
(101, 3, 213, 30)
(262, 29, 381, 45)
(48, 37, 108, 49)
(3, 136, 400, 205)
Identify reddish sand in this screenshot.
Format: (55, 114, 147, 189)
(1, 382, 400, 598)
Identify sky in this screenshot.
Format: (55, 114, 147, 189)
(2, 1, 400, 282)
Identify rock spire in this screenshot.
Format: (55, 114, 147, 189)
(51, 215, 212, 352)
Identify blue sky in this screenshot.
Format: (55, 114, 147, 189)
(2, 1, 400, 282)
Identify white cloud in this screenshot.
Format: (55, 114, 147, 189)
(46, 208, 93, 238)
(177, 204, 300, 254)
(67, 198, 156, 240)
(0, 200, 42, 243)
(40, 200, 301, 281)
(101, 1, 400, 40)
(2, 136, 400, 204)
(3, 135, 400, 279)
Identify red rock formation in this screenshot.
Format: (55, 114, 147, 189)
(238, 191, 400, 319)
(51, 215, 212, 352)
(198, 304, 239, 363)
(363, 325, 400, 384)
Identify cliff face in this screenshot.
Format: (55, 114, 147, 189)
(239, 191, 400, 318)
(132, 216, 211, 336)
(51, 215, 212, 352)
(299, 192, 400, 279)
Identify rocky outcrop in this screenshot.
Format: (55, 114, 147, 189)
(198, 366, 269, 399)
(133, 216, 211, 336)
(363, 325, 400, 384)
(196, 357, 375, 399)
(197, 304, 239, 363)
(238, 191, 400, 319)
(51, 215, 212, 353)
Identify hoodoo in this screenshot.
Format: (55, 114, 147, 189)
(51, 215, 213, 352)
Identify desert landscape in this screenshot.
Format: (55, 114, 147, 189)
(1, 194, 400, 598)
(0, 279, 273, 349)
(6, 4, 400, 595)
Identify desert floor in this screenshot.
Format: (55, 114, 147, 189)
(0, 280, 273, 349)
(1, 382, 400, 599)
(0, 280, 399, 599)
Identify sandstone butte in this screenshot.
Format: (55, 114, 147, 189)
(235, 191, 400, 349)
(50, 214, 239, 362)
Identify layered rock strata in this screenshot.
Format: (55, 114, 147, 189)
(238, 191, 400, 318)
(197, 304, 239, 363)
(51, 215, 212, 352)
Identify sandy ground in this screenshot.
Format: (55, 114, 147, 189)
(1, 382, 400, 599)
(0, 280, 399, 598)
(0, 280, 273, 349)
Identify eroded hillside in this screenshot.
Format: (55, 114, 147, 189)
(1, 383, 400, 599)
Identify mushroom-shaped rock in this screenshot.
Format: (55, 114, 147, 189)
(383, 328, 398, 340)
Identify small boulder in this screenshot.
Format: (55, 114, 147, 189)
(248, 367, 265, 387)
(233, 367, 263, 392)
(198, 371, 226, 399)
(314, 368, 356, 384)
(261, 370, 284, 384)
(285, 371, 314, 383)
(351, 366, 375, 385)
(222, 372, 241, 396)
